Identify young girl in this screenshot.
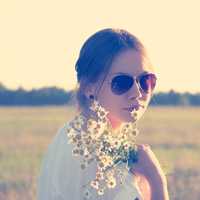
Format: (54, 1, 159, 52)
(37, 28, 169, 200)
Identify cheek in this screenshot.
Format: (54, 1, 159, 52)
(97, 87, 122, 112)
(97, 87, 112, 107)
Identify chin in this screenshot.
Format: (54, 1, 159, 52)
(121, 109, 145, 123)
(123, 116, 138, 123)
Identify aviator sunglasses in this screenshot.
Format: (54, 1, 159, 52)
(110, 72, 157, 95)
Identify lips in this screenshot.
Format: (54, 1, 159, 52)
(123, 104, 144, 112)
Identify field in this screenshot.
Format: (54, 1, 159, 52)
(0, 106, 200, 199)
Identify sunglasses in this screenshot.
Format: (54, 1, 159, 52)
(110, 73, 157, 95)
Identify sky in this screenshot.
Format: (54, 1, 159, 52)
(0, 0, 200, 93)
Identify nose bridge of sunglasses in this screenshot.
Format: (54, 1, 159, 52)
(130, 76, 143, 94)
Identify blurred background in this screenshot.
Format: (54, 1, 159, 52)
(0, 0, 200, 199)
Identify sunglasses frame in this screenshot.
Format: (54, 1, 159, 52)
(109, 72, 157, 95)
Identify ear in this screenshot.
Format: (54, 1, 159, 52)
(84, 84, 96, 99)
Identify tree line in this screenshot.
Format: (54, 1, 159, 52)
(0, 83, 199, 106)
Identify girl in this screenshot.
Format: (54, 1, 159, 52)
(37, 28, 169, 200)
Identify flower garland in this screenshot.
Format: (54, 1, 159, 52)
(65, 100, 139, 198)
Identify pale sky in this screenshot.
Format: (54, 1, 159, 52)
(0, 0, 199, 93)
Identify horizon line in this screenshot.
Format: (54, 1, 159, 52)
(0, 83, 199, 94)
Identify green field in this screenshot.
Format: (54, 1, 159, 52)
(0, 106, 200, 199)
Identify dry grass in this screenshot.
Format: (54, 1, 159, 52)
(0, 106, 199, 199)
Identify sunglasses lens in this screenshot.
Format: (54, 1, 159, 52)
(139, 74, 157, 93)
(111, 75, 133, 95)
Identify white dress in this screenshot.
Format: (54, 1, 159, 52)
(37, 121, 143, 200)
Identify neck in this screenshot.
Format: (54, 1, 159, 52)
(107, 113, 122, 130)
(80, 109, 122, 131)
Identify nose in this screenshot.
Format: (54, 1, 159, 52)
(128, 79, 142, 100)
